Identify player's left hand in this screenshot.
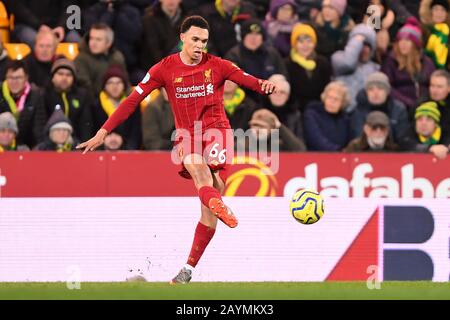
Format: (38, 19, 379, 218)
(258, 79, 277, 95)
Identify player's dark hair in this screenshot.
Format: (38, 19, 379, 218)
(180, 15, 210, 34)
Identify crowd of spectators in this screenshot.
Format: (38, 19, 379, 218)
(0, 0, 450, 159)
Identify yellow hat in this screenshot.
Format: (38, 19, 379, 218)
(291, 23, 317, 48)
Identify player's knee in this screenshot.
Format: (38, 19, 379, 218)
(192, 169, 213, 188)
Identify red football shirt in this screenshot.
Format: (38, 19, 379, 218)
(102, 52, 266, 134)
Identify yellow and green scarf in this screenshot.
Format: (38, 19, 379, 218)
(425, 23, 449, 68)
(419, 126, 442, 145)
(224, 87, 245, 116)
(290, 48, 316, 71)
(55, 142, 73, 153)
(99, 91, 126, 117)
(215, 0, 240, 22)
(0, 139, 16, 152)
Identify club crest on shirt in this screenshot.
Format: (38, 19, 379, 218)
(204, 69, 212, 82)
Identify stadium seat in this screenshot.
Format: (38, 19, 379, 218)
(4, 43, 31, 60)
(0, 1, 11, 44)
(56, 42, 79, 60)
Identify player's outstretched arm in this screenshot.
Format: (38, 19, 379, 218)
(76, 128, 108, 154)
(222, 59, 277, 95)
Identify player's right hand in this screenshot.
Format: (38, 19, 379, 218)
(76, 128, 108, 154)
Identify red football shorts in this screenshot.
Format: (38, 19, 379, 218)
(174, 127, 234, 183)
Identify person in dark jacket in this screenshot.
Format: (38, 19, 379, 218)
(225, 19, 288, 102)
(262, 73, 304, 139)
(42, 58, 94, 144)
(24, 29, 58, 88)
(351, 72, 409, 144)
(140, 0, 187, 71)
(74, 23, 127, 94)
(83, 0, 144, 82)
(303, 81, 352, 151)
(344, 111, 399, 152)
(92, 64, 142, 150)
(34, 108, 78, 151)
(313, 0, 356, 59)
(286, 22, 331, 112)
(0, 60, 46, 149)
(418, 69, 450, 139)
(399, 101, 450, 159)
(194, 0, 257, 57)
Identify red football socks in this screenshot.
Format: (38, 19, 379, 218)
(187, 222, 216, 267)
(198, 186, 222, 207)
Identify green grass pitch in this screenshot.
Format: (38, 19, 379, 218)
(0, 282, 449, 300)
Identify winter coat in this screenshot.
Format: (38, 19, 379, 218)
(332, 24, 380, 112)
(313, 13, 355, 59)
(83, 2, 142, 72)
(42, 84, 94, 143)
(140, 2, 187, 70)
(399, 125, 450, 152)
(24, 54, 53, 88)
(343, 134, 400, 152)
(303, 101, 352, 151)
(0, 83, 46, 148)
(351, 89, 410, 144)
(380, 51, 436, 110)
(285, 53, 332, 112)
(225, 43, 288, 82)
(74, 36, 127, 95)
(195, 1, 257, 57)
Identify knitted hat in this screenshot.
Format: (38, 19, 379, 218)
(241, 19, 266, 41)
(290, 23, 317, 48)
(102, 64, 129, 89)
(270, 0, 298, 19)
(45, 108, 73, 134)
(0, 112, 18, 134)
(51, 58, 76, 77)
(365, 72, 391, 93)
(396, 16, 422, 48)
(431, 0, 449, 11)
(415, 101, 441, 123)
(325, 0, 347, 17)
(365, 111, 389, 128)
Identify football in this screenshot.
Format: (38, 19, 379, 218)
(290, 189, 324, 224)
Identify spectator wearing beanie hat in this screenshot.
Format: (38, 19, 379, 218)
(42, 57, 95, 143)
(263, 0, 299, 57)
(225, 18, 288, 102)
(381, 16, 436, 112)
(286, 23, 331, 112)
(419, 0, 450, 68)
(34, 108, 78, 152)
(92, 64, 141, 150)
(313, 0, 355, 59)
(351, 72, 409, 144)
(399, 101, 450, 159)
(0, 112, 30, 152)
(332, 23, 380, 112)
